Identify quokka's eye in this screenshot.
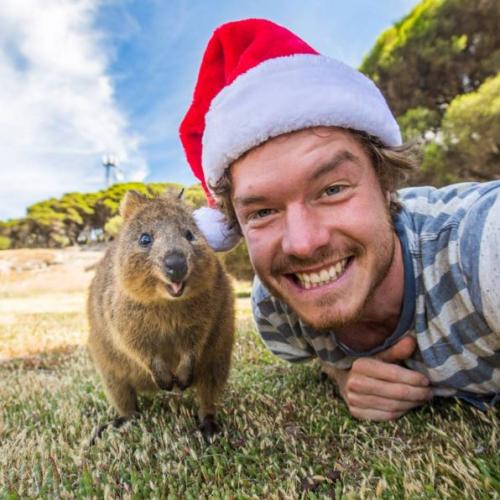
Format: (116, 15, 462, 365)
(139, 233, 153, 247)
(185, 229, 195, 242)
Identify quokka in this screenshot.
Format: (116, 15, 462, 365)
(87, 190, 234, 440)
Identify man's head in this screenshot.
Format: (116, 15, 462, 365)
(180, 19, 413, 327)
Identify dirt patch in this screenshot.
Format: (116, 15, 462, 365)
(0, 247, 103, 296)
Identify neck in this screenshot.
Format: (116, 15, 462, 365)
(334, 235, 405, 352)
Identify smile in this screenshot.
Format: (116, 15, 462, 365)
(292, 258, 351, 289)
(166, 280, 185, 298)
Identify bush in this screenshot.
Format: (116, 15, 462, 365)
(223, 240, 254, 280)
(0, 236, 11, 250)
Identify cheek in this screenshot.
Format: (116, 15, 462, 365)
(244, 229, 276, 270)
(335, 193, 390, 241)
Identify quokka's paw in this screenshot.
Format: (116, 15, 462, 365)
(199, 414, 220, 443)
(173, 371, 194, 391)
(151, 358, 175, 391)
(154, 375, 175, 391)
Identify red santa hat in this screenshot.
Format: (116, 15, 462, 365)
(180, 18, 401, 251)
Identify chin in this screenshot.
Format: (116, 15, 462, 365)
(260, 274, 363, 331)
(292, 301, 363, 332)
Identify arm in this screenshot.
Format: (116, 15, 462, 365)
(322, 336, 432, 421)
(460, 187, 500, 330)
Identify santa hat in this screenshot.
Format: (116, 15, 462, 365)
(180, 18, 401, 251)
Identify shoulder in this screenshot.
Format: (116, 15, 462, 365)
(398, 181, 500, 236)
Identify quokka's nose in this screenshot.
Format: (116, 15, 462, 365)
(164, 252, 188, 282)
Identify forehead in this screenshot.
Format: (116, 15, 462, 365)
(230, 127, 370, 195)
(130, 200, 192, 228)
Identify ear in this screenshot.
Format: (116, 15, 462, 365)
(177, 188, 185, 200)
(120, 190, 147, 220)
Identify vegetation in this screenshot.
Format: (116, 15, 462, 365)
(0, 183, 192, 249)
(361, 0, 500, 186)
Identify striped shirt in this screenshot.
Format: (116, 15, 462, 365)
(252, 181, 500, 406)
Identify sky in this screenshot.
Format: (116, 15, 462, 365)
(0, 0, 420, 220)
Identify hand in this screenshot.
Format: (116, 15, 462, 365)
(324, 336, 433, 421)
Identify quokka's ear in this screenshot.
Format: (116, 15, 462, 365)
(177, 188, 185, 200)
(120, 190, 147, 220)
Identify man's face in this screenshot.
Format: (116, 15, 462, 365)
(231, 127, 397, 330)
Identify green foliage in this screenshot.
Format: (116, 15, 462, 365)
(398, 106, 441, 141)
(223, 240, 254, 280)
(361, 0, 500, 117)
(418, 74, 500, 185)
(103, 215, 123, 239)
(441, 73, 500, 179)
(360, 0, 500, 186)
(0, 236, 11, 250)
(419, 142, 456, 185)
(183, 185, 207, 209)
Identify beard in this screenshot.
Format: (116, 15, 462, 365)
(255, 224, 397, 332)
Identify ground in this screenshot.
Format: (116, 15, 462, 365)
(0, 248, 498, 498)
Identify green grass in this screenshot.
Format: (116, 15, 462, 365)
(0, 313, 498, 498)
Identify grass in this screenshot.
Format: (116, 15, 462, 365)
(0, 252, 498, 498)
(1, 315, 498, 498)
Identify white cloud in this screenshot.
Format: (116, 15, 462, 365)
(0, 0, 146, 219)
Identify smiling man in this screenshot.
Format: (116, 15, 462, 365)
(180, 19, 500, 420)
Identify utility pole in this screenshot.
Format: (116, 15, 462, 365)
(101, 154, 118, 187)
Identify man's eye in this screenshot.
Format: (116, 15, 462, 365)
(322, 185, 345, 197)
(249, 208, 275, 221)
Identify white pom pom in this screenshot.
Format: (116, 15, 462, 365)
(193, 206, 241, 252)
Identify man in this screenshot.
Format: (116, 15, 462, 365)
(179, 19, 500, 420)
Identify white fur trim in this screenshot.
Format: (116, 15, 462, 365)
(193, 206, 241, 252)
(202, 54, 401, 188)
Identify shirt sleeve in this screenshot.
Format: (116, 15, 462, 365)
(251, 277, 315, 363)
(459, 184, 500, 330)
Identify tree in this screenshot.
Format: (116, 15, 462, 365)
(361, 0, 500, 117)
(440, 74, 500, 181)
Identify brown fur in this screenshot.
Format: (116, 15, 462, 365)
(87, 191, 234, 438)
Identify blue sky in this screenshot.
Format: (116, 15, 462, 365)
(0, 0, 419, 219)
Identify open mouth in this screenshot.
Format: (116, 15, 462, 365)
(288, 257, 353, 290)
(166, 280, 185, 298)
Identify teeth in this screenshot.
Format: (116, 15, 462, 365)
(295, 258, 349, 289)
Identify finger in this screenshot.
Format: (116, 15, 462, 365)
(353, 358, 430, 387)
(348, 373, 433, 401)
(348, 406, 406, 422)
(376, 335, 417, 363)
(346, 392, 429, 412)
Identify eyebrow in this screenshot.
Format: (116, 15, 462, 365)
(233, 194, 270, 208)
(307, 150, 362, 183)
(233, 150, 362, 208)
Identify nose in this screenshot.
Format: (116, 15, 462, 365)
(281, 204, 330, 258)
(164, 252, 188, 282)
